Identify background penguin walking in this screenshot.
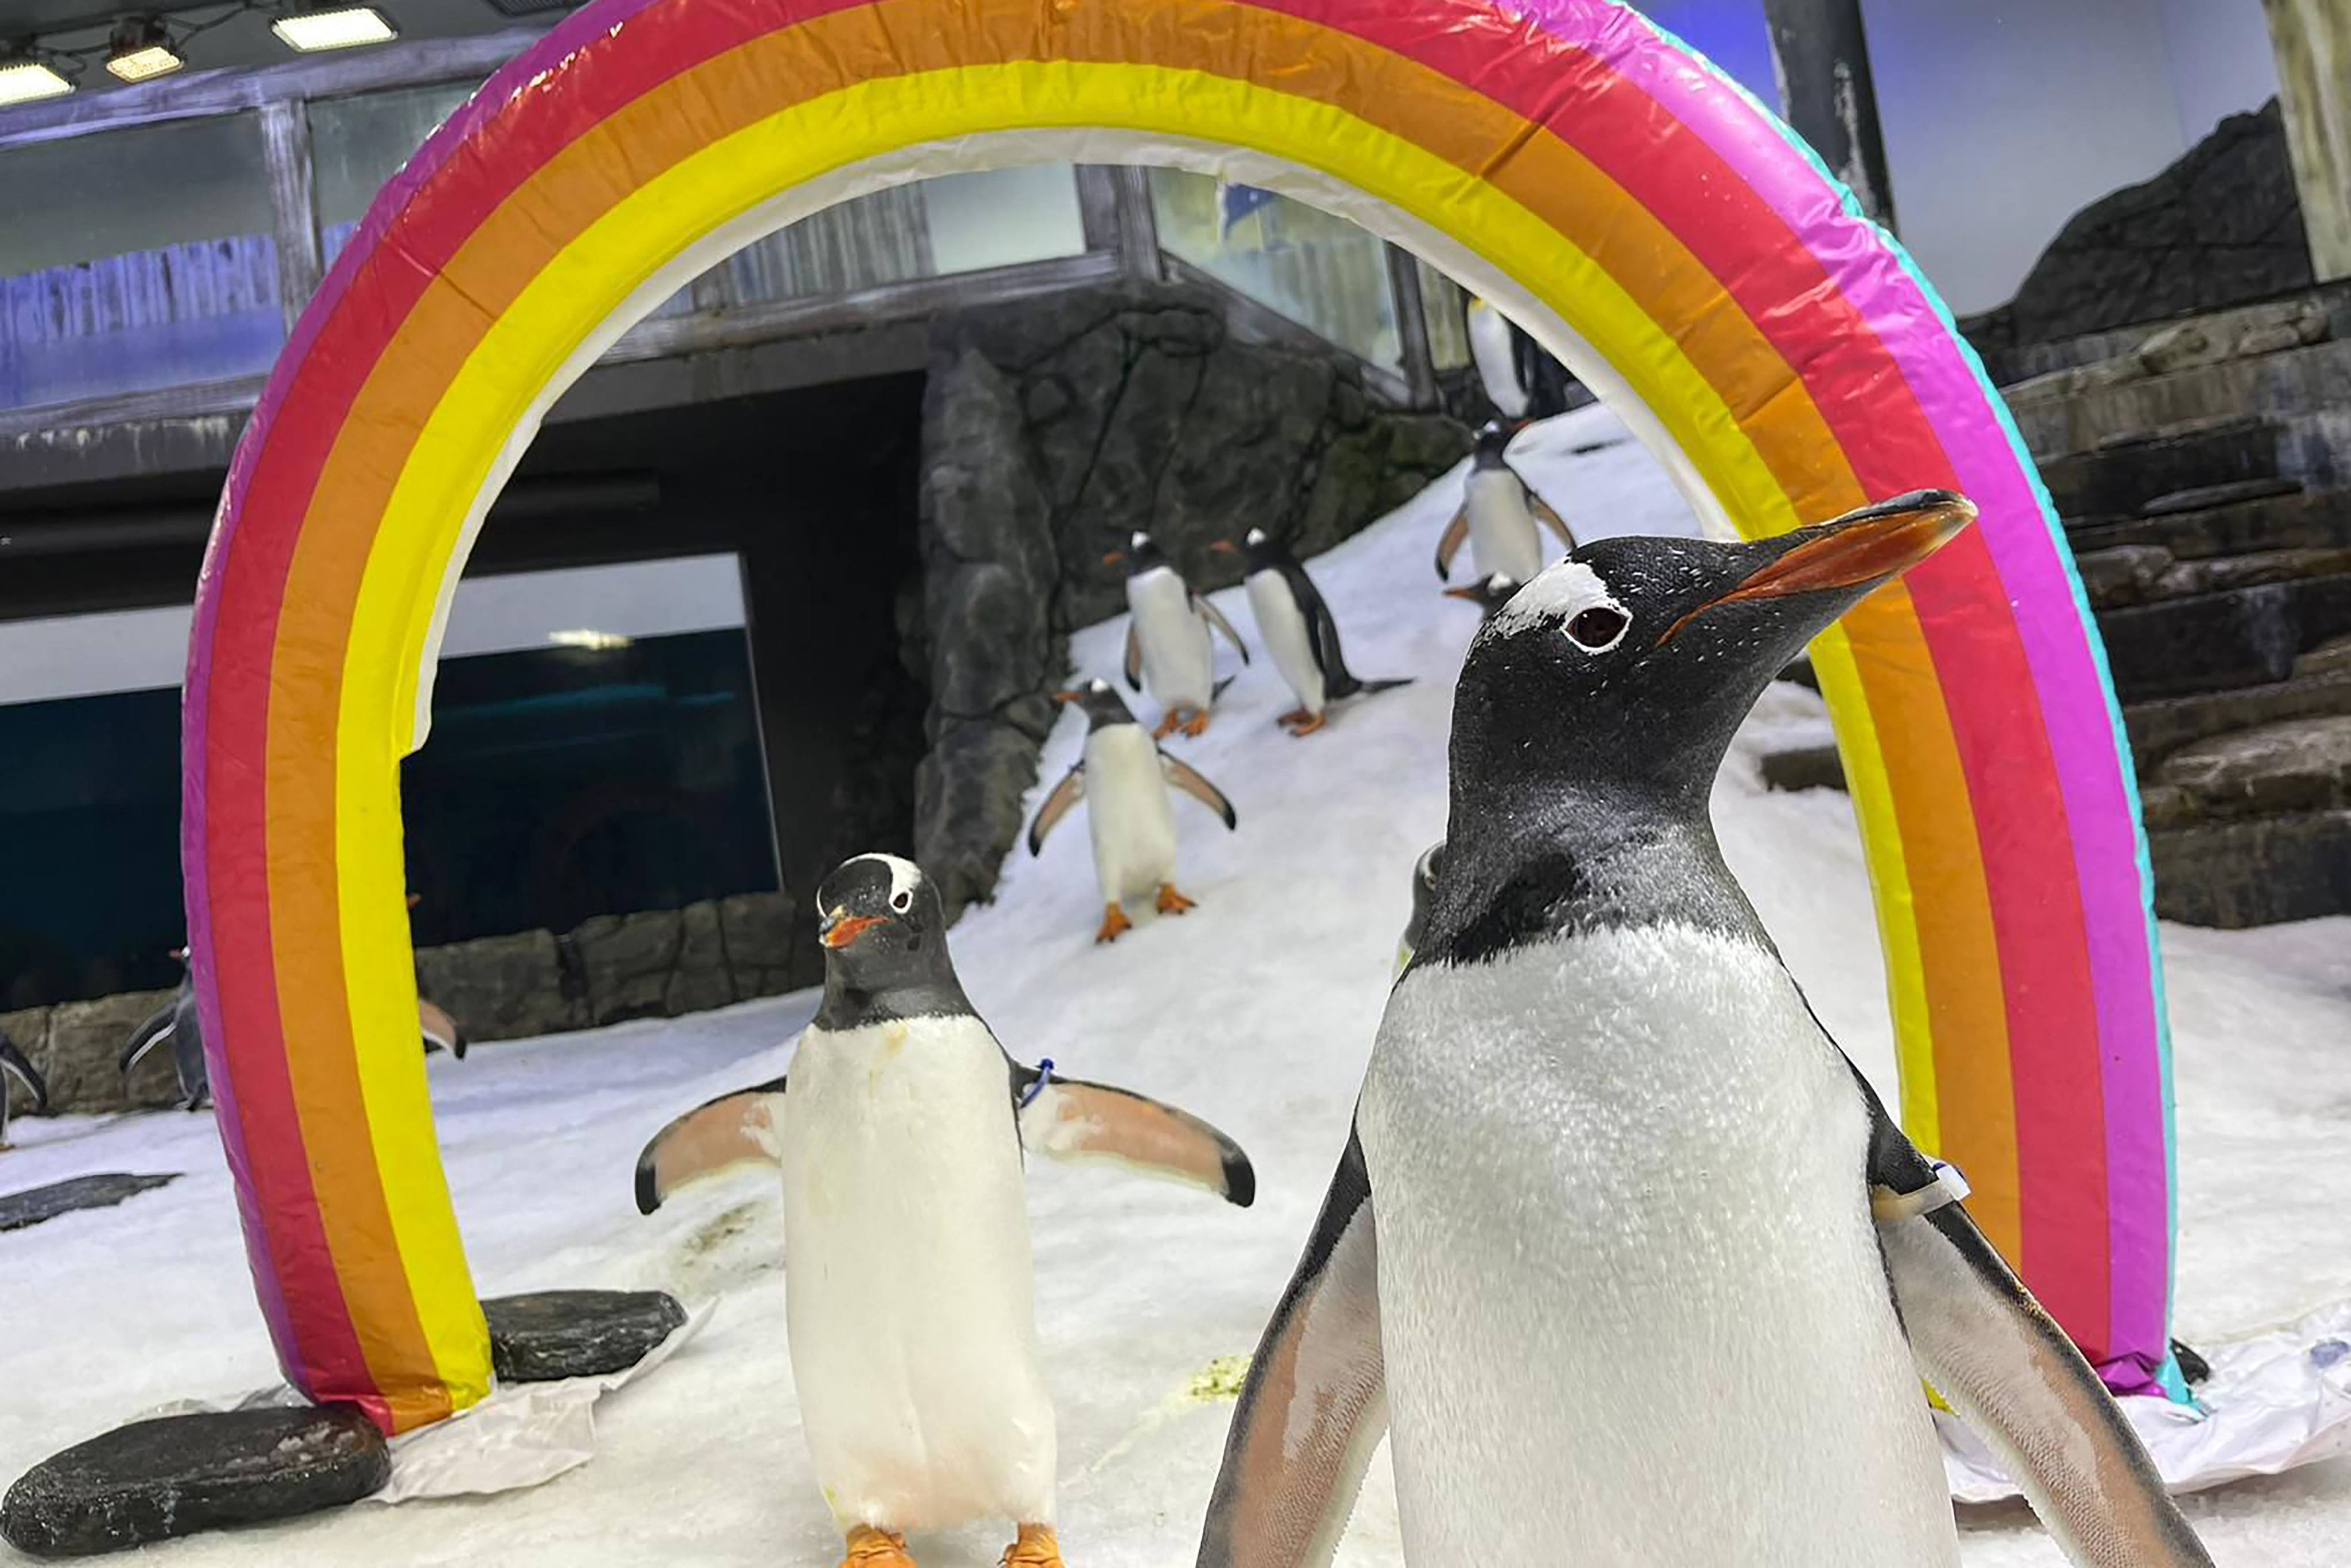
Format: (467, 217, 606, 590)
(1465, 297, 1577, 422)
(1434, 422, 1575, 590)
(1027, 680, 1237, 943)
(1198, 494, 2213, 1568)
(1210, 529, 1409, 735)
(1112, 531, 1249, 737)
(0, 1029, 48, 1148)
(632, 853, 1255, 1568)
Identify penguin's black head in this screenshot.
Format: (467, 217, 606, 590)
(1110, 530, 1169, 576)
(1472, 421, 1515, 466)
(1451, 490, 1975, 819)
(1214, 526, 1285, 575)
(814, 854, 955, 993)
(1054, 677, 1138, 731)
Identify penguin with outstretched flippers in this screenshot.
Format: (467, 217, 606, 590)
(1198, 491, 2214, 1568)
(1438, 572, 1520, 622)
(1209, 530, 1409, 736)
(1, 1029, 48, 1148)
(1433, 422, 1574, 588)
(1028, 680, 1238, 944)
(633, 854, 1253, 1568)
(1111, 531, 1250, 738)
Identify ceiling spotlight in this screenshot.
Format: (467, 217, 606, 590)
(0, 56, 73, 105)
(271, 6, 398, 52)
(548, 629, 633, 651)
(106, 17, 185, 83)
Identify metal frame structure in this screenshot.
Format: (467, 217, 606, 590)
(0, 29, 1443, 448)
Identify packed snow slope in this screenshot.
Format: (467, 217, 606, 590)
(6, 407, 2349, 1566)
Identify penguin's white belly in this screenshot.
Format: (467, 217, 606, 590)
(1245, 571, 1325, 714)
(1465, 470, 1546, 585)
(1083, 726, 1178, 904)
(780, 1016, 1055, 1531)
(1128, 568, 1215, 710)
(1358, 925, 1955, 1566)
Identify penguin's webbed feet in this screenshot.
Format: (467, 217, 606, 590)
(1179, 709, 1210, 737)
(1280, 711, 1327, 737)
(1095, 904, 1134, 944)
(1155, 885, 1196, 916)
(842, 1526, 916, 1567)
(1151, 714, 1181, 740)
(1274, 707, 1309, 727)
(1001, 1524, 1065, 1568)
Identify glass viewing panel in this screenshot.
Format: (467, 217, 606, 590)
(1416, 258, 1473, 373)
(0, 113, 283, 409)
(727, 164, 1088, 304)
(1147, 169, 1404, 373)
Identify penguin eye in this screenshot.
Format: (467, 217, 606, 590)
(1565, 606, 1629, 652)
(890, 889, 913, 914)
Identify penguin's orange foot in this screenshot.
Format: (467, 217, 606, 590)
(1001, 1524, 1065, 1568)
(1180, 710, 1210, 737)
(1283, 711, 1328, 737)
(1156, 885, 1196, 916)
(1274, 707, 1309, 727)
(1151, 714, 1181, 740)
(1094, 904, 1133, 944)
(843, 1526, 916, 1567)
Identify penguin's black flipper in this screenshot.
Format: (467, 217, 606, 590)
(166, 989, 210, 1110)
(119, 999, 180, 1077)
(1027, 763, 1087, 855)
(1525, 487, 1578, 552)
(1432, 506, 1470, 580)
(1124, 621, 1145, 691)
(3, 1033, 49, 1114)
(1197, 1129, 1386, 1568)
(633, 1075, 790, 1215)
(419, 998, 466, 1060)
(1842, 1064, 2213, 1566)
(1159, 753, 1238, 830)
(1012, 1068, 1254, 1207)
(1194, 594, 1252, 664)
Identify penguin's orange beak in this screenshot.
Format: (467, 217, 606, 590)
(1101, 550, 1126, 566)
(1441, 584, 1486, 602)
(1207, 539, 1239, 555)
(1660, 490, 1975, 646)
(820, 912, 887, 950)
(1052, 690, 1085, 704)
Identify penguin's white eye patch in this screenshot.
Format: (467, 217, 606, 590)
(1566, 606, 1629, 652)
(890, 888, 913, 913)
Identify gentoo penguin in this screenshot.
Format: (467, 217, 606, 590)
(0, 1029, 48, 1148)
(1438, 572, 1520, 622)
(1197, 491, 2214, 1568)
(1391, 843, 1443, 979)
(1464, 297, 1575, 421)
(1434, 421, 1574, 589)
(633, 853, 1254, 1568)
(122, 949, 465, 1110)
(1113, 531, 1250, 738)
(1027, 680, 1238, 944)
(1209, 529, 1408, 735)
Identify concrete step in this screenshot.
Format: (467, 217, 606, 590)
(2075, 544, 2351, 612)
(1983, 283, 2351, 386)
(2094, 572, 2351, 700)
(2150, 810, 2351, 927)
(2127, 668, 2351, 771)
(2013, 336, 2351, 478)
(2067, 487, 2351, 559)
(2039, 415, 2281, 520)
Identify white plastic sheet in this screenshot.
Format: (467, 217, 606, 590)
(1942, 1296, 2351, 1502)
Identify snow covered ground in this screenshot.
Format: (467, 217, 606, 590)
(6, 405, 2349, 1565)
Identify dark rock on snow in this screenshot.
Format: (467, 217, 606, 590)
(483, 1290, 688, 1384)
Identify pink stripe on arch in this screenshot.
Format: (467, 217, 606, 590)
(1529, 0, 2166, 1372)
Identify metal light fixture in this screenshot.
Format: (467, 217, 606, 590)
(0, 55, 72, 104)
(271, 6, 398, 52)
(104, 17, 184, 83)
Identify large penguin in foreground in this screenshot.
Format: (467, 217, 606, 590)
(1028, 680, 1238, 943)
(1197, 492, 2213, 1567)
(1434, 421, 1575, 589)
(0, 1029, 48, 1148)
(634, 853, 1254, 1568)
(1116, 531, 1250, 738)
(1212, 529, 1409, 735)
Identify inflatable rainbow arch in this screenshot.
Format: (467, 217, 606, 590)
(184, 0, 2177, 1430)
